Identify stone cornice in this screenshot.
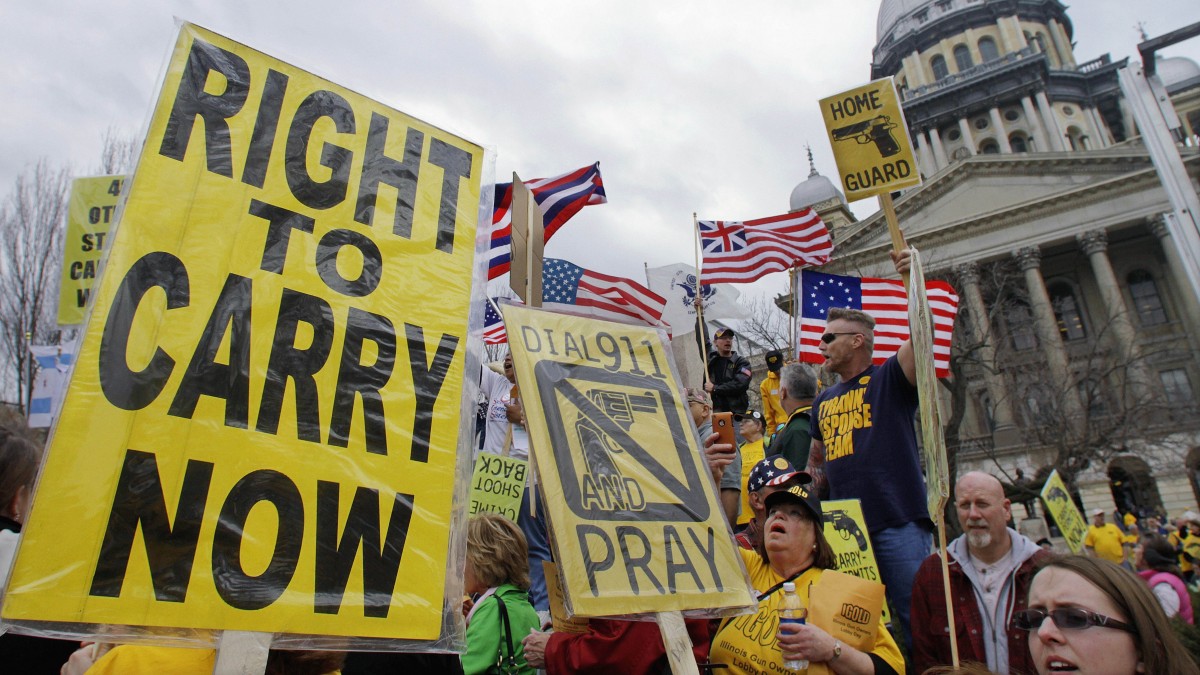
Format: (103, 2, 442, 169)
(831, 149, 1200, 269)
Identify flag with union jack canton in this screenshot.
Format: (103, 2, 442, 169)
(487, 163, 606, 280)
(698, 209, 832, 284)
(542, 258, 666, 327)
(797, 270, 959, 377)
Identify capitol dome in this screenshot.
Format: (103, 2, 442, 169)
(1158, 55, 1200, 90)
(790, 149, 844, 211)
(877, 0, 933, 40)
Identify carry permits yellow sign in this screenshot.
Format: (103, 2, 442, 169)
(3, 23, 483, 642)
(501, 303, 755, 616)
(819, 78, 921, 201)
(58, 175, 125, 326)
(821, 499, 889, 624)
(1040, 470, 1087, 553)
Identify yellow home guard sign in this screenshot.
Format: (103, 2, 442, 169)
(58, 175, 125, 326)
(1040, 469, 1087, 554)
(501, 304, 754, 617)
(819, 78, 921, 202)
(2, 23, 483, 641)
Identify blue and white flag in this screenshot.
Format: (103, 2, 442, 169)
(28, 343, 75, 428)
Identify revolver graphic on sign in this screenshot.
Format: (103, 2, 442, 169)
(575, 390, 658, 483)
(824, 509, 869, 552)
(832, 115, 901, 158)
(1044, 486, 1070, 507)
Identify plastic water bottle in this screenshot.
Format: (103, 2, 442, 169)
(779, 581, 808, 671)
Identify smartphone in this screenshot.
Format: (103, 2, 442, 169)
(712, 412, 736, 448)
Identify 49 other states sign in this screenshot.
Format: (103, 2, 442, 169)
(2, 24, 483, 642)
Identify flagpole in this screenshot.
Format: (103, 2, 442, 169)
(789, 266, 798, 360)
(880, 191, 956, 667)
(693, 213, 710, 386)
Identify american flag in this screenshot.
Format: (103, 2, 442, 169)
(483, 298, 508, 344)
(488, 163, 606, 280)
(698, 209, 832, 284)
(797, 270, 959, 377)
(542, 258, 666, 327)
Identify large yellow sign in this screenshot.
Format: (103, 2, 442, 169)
(501, 303, 755, 617)
(819, 78, 921, 202)
(1040, 470, 1087, 554)
(58, 175, 125, 326)
(3, 23, 483, 642)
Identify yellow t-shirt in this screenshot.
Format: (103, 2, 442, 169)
(760, 372, 787, 434)
(1084, 523, 1126, 564)
(737, 438, 767, 526)
(709, 549, 903, 675)
(86, 646, 215, 674)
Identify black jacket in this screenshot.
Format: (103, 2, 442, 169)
(707, 350, 751, 413)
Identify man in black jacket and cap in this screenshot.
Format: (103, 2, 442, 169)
(705, 327, 752, 414)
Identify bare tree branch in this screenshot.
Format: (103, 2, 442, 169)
(0, 160, 71, 410)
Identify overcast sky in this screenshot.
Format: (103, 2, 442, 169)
(3, 1, 1199, 301)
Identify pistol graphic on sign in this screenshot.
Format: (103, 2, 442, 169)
(575, 389, 658, 512)
(832, 115, 901, 158)
(536, 362, 711, 522)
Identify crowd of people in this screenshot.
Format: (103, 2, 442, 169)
(0, 248, 1197, 674)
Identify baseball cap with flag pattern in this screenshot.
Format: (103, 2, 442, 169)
(747, 456, 807, 494)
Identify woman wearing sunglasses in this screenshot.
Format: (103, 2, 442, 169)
(1014, 555, 1198, 674)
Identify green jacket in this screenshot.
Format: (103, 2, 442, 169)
(462, 583, 541, 675)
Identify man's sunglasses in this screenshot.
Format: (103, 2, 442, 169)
(1011, 607, 1136, 634)
(820, 332, 861, 344)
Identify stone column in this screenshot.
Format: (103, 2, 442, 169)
(1022, 96, 1051, 151)
(1001, 16, 1027, 52)
(1149, 215, 1200, 351)
(1046, 19, 1075, 68)
(1077, 230, 1152, 398)
(929, 126, 951, 167)
(956, 262, 1021, 446)
(908, 51, 928, 87)
(958, 118, 977, 156)
(1086, 106, 1113, 147)
(1036, 91, 1068, 151)
(990, 107, 1013, 153)
(1014, 246, 1085, 424)
(1049, 19, 1075, 67)
(916, 130, 936, 177)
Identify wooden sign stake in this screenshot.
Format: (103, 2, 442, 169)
(213, 630, 271, 675)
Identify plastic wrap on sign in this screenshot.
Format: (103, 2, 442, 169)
(0, 22, 490, 653)
(500, 303, 756, 620)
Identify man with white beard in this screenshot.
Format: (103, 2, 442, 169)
(910, 472, 1050, 674)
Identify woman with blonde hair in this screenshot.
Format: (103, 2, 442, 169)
(462, 514, 540, 675)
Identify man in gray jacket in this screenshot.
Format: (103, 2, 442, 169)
(910, 472, 1050, 674)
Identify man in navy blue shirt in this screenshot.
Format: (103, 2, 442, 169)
(806, 248, 929, 650)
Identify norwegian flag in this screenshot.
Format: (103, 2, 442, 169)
(483, 298, 507, 344)
(698, 209, 832, 284)
(797, 270, 959, 377)
(488, 163, 606, 280)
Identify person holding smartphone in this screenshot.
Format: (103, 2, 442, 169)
(687, 388, 741, 527)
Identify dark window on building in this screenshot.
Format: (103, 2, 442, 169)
(931, 55, 949, 80)
(954, 44, 974, 72)
(1161, 369, 1195, 404)
(1127, 269, 1167, 326)
(1005, 302, 1037, 351)
(1004, 108, 1021, 122)
(979, 37, 1000, 62)
(980, 140, 1000, 154)
(1010, 134, 1027, 153)
(916, 9, 929, 23)
(1048, 281, 1087, 340)
(974, 117, 989, 130)
(946, 128, 961, 141)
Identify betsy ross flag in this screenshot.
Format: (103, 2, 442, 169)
(798, 270, 959, 377)
(699, 208, 832, 284)
(488, 163, 606, 280)
(543, 258, 666, 327)
(483, 298, 508, 344)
